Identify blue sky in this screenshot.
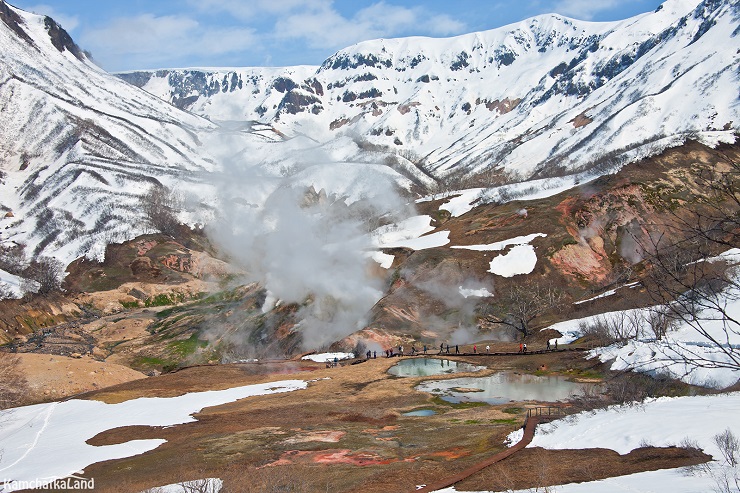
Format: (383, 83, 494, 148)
(13, 0, 665, 72)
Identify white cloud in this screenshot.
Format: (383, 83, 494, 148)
(80, 14, 257, 70)
(23, 4, 79, 31)
(551, 0, 623, 19)
(273, 1, 467, 50)
(425, 14, 468, 36)
(188, 0, 330, 19)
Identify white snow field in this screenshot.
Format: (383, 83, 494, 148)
(370, 215, 450, 251)
(0, 380, 307, 492)
(432, 393, 740, 493)
(430, 264, 740, 492)
(301, 352, 354, 363)
(0, 268, 25, 299)
(487, 245, 539, 277)
(545, 283, 740, 389)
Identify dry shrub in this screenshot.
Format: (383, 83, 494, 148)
(0, 354, 28, 409)
(220, 464, 342, 493)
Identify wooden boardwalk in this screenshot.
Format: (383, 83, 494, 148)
(414, 406, 567, 493)
(414, 415, 541, 493)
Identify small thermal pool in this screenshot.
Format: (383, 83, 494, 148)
(402, 409, 437, 417)
(388, 358, 485, 377)
(416, 372, 595, 404)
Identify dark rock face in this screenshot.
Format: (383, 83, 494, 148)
(1, 1, 33, 45)
(278, 90, 322, 115)
(117, 71, 154, 88)
(272, 77, 298, 93)
(43, 16, 85, 61)
(450, 51, 470, 71)
(321, 53, 393, 71)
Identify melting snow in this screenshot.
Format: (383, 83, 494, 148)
(544, 286, 740, 389)
(573, 282, 640, 305)
(488, 245, 538, 277)
(368, 251, 395, 269)
(139, 478, 223, 493)
(370, 215, 450, 251)
(0, 268, 25, 299)
(434, 392, 740, 493)
(0, 381, 307, 491)
(452, 233, 547, 251)
(301, 352, 354, 363)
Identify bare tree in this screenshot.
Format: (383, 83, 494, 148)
(484, 280, 564, 338)
(24, 256, 64, 294)
(141, 184, 182, 236)
(0, 354, 28, 410)
(712, 428, 740, 493)
(639, 152, 740, 373)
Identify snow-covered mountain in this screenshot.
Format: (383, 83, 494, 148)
(0, 1, 226, 263)
(1, 0, 738, 271)
(119, 0, 739, 183)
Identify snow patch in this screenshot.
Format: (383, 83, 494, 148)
(0, 381, 307, 491)
(301, 352, 354, 363)
(139, 478, 223, 493)
(488, 245, 539, 277)
(452, 233, 547, 251)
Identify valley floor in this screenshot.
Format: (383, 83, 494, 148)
(1, 348, 733, 493)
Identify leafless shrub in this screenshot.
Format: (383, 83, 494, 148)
(680, 437, 713, 475)
(578, 317, 618, 345)
(0, 354, 28, 409)
(571, 372, 691, 412)
(578, 311, 643, 345)
(24, 256, 65, 294)
(639, 155, 740, 373)
(714, 429, 740, 467)
(484, 280, 564, 338)
(0, 242, 27, 276)
(141, 185, 182, 236)
(713, 467, 740, 493)
(645, 306, 678, 341)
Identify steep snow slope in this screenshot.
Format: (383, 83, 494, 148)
(0, 3, 416, 269)
(120, 0, 739, 182)
(0, 3, 222, 262)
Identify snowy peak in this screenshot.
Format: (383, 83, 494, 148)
(42, 14, 86, 62)
(1, 1, 87, 62)
(119, 0, 738, 182)
(0, 1, 219, 264)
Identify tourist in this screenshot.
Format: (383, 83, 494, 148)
(554, 340, 558, 350)
(519, 343, 523, 353)
(546, 340, 551, 350)
(473, 344, 477, 353)
(523, 343, 527, 353)
(486, 345, 490, 353)
(455, 345, 459, 354)
(423, 345, 427, 354)
(440, 343, 444, 354)
(373, 351, 377, 359)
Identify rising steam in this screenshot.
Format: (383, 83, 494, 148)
(203, 128, 413, 351)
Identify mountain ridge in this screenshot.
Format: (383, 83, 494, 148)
(118, 0, 738, 183)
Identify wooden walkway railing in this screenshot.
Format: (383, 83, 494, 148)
(414, 406, 566, 493)
(527, 406, 566, 422)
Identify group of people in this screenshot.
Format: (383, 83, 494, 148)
(367, 339, 561, 360)
(379, 344, 431, 358)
